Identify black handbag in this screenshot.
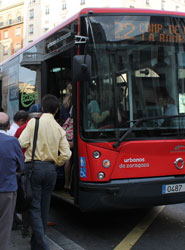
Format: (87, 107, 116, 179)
(16, 171, 33, 212)
(16, 118, 39, 212)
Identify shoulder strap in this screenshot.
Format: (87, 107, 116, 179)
(31, 117, 39, 164)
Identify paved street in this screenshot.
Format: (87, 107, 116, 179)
(48, 200, 185, 250)
(8, 199, 185, 250)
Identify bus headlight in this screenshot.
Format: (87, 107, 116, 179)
(98, 172, 105, 180)
(93, 151, 101, 159)
(102, 159, 111, 168)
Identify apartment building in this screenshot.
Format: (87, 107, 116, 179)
(0, 0, 185, 61)
(23, 0, 185, 47)
(23, 0, 63, 46)
(123, 0, 185, 10)
(0, 0, 24, 62)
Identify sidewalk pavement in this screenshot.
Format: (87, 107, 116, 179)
(9, 226, 85, 250)
(9, 229, 64, 250)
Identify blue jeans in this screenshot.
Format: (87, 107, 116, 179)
(25, 161, 57, 250)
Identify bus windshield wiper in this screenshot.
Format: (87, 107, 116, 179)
(113, 114, 185, 148)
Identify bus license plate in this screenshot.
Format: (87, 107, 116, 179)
(162, 183, 185, 194)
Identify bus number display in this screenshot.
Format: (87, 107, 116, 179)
(115, 21, 185, 43)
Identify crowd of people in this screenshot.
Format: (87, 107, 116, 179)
(0, 94, 72, 250)
(0, 81, 114, 249)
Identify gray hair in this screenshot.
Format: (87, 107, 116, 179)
(0, 112, 10, 130)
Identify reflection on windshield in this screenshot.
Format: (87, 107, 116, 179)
(113, 114, 185, 148)
(81, 15, 185, 140)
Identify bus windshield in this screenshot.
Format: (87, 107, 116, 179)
(80, 14, 185, 140)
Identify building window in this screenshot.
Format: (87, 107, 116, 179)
(30, 0, 36, 3)
(62, 3, 67, 10)
(14, 43, 21, 53)
(17, 16, 22, 22)
(15, 27, 21, 36)
(29, 24, 34, 35)
(146, 0, 149, 4)
(29, 9, 34, 19)
(0, 17, 3, 27)
(16, 11, 22, 22)
(8, 19, 12, 25)
(44, 27, 49, 32)
(7, 14, 12, 25)
(161, 3, 165, 10)
(45, 6, 50, 15)
(4, 30, 8, 39)
(3, 46, 8, 55)
(80, 0, 85, 5)
(130, 5, 135, 8)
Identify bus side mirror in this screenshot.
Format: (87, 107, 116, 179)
(73, 55, 91, 82)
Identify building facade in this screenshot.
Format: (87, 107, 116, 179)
(23, 0, 185, 47)
(0, 0, 24, 62)
(0, 0, 185, 62)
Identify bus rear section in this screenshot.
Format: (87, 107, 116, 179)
(76, 9, 185, 211)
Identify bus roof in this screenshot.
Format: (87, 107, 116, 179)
(79, 7, 185, 16)
(1, 7, 185, 66)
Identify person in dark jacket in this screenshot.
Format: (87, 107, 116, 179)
(0, 112, 24, 250)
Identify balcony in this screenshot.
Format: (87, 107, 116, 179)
(0, 16, 23, 28)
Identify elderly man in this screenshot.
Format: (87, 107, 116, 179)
(0, 112, 24, 250)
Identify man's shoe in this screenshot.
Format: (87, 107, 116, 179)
(12, 222, 22, 230)
(21, 228, 29, 238)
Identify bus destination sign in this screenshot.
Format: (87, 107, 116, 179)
(114, 21, 185, 43)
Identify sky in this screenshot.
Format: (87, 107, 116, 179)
(1, 0, 23, 6)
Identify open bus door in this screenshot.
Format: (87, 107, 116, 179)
(52, 55, 92, 209)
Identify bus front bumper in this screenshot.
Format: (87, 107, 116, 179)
(79, 176, 185, 211)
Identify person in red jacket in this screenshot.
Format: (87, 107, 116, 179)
(15, 104, 42, 139)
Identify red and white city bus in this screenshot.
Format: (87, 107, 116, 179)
(1, 8, 185, 211)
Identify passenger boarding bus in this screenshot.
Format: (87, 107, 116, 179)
(1, 8, 185, 211)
